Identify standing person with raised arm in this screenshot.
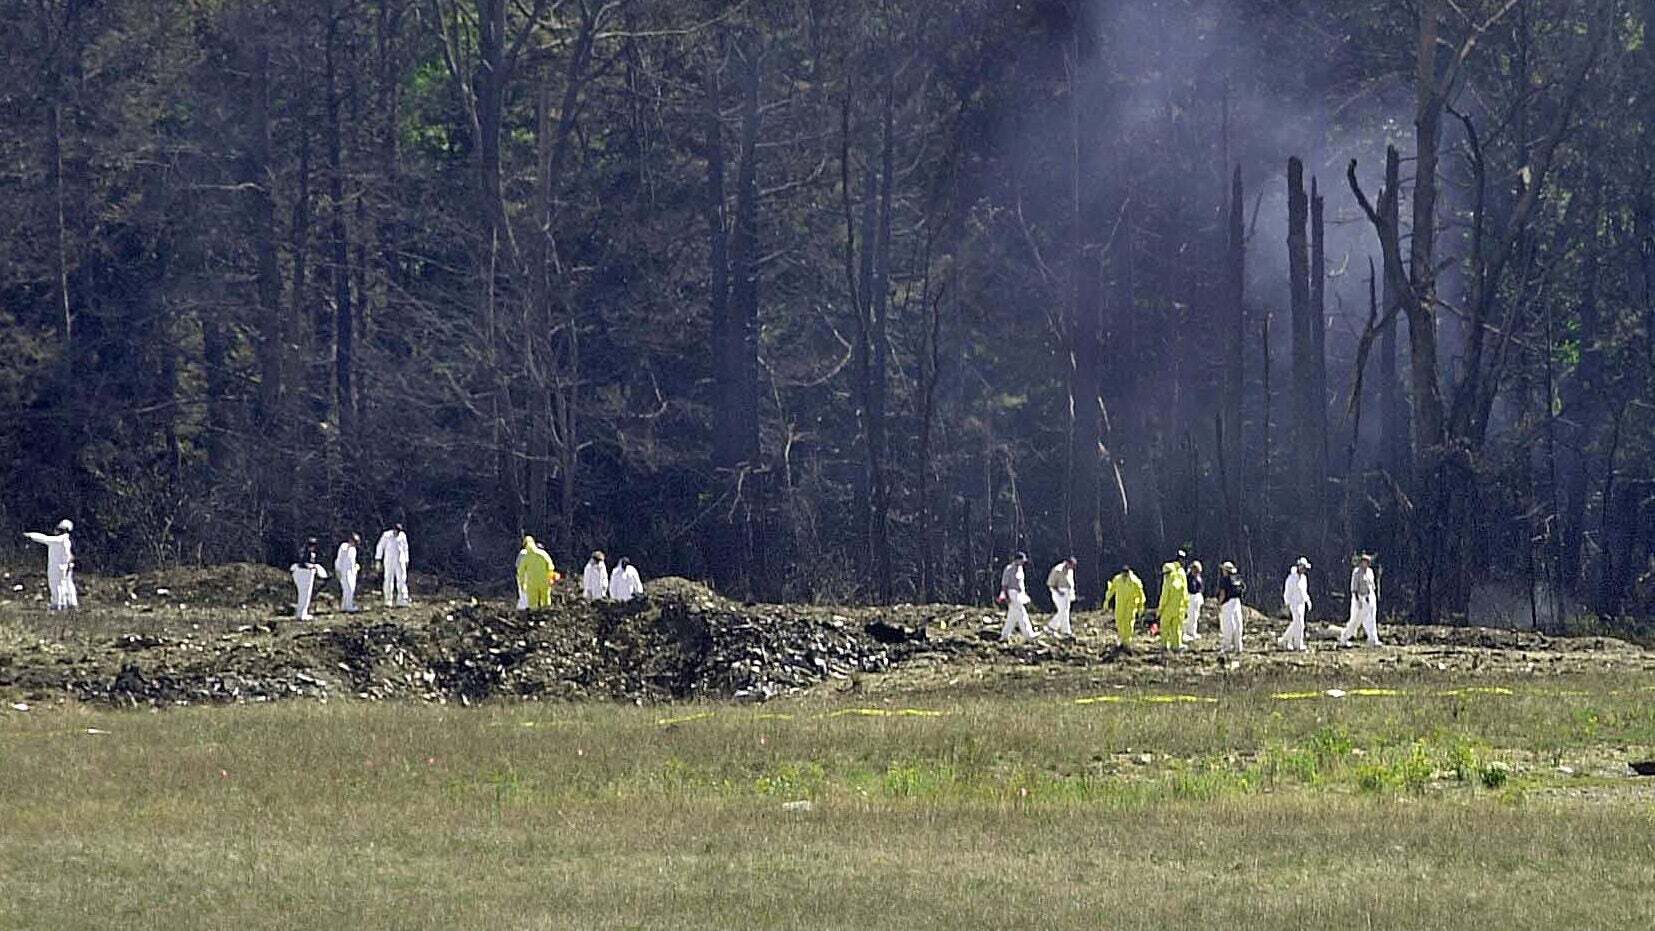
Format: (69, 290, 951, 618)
(23, 519, 78, 611)
(375, 522, 411, 608)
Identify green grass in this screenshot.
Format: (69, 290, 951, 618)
(3, 674, 1655, 929)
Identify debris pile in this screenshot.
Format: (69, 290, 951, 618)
(3, 570, 1652, 710)
(0, 577, 943, 707)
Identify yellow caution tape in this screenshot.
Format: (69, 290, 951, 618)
(1271, 691, 1322, 701)
(1438, 686, 1514, 697)
(1346, 688, 1405, 697)
(1139, 694, 1219, 704)
(821, 707, 947, 718)
(1075, 694, 1216, 705)
(755, 712, 795, 720)
(655, 712, 716, 726)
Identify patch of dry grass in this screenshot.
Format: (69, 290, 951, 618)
(2, 677, 1654, 929)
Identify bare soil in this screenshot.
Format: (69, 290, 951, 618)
(2, 563, 1651, 708)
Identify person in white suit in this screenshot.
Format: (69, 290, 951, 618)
(291, 540, 329, 621)
(375, 523, 411, 607)
(1043, 556, 1078, 638)
(23, 519, 79, 610)
(1183, 560, 1205, 642)
(1279, 557, 1311, 651)
(609, 558, 644, 602)
(582, 551, 609, 601)
(334, 533, 361, 613)
(1339, 553, 1382, 647)
(998, 552, 1035, 642)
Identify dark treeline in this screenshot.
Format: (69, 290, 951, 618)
(3, 0, 1654, 622)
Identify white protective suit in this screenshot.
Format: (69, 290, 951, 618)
(1340, 565, 1382, 646)
(375, 528, 411, 607)
(583, 559, 609, 601)
(291, 562, 329, 620)
(335, 541, 360, 612)
(998, 561, 1035, 641)
(1280, 568, 1310, 651)
(1183, 571, 1204, 642)
(515, 550, 530, 610)
(1043, 561, 1076, 637)
(1219, 599, 1244, 654)
(609, 564, 643, 602)
(23, 527, 78, 610)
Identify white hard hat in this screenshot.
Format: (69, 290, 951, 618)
(56, 519, 73, 532)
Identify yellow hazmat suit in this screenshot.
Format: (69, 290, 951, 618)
(517, 536, 556, 609)
(1157, 561, 1188, 648)
(1105, 569, 1145, 645)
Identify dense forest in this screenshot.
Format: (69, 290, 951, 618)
(3, 0, 1653, 623)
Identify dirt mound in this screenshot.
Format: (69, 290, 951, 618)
(112, 563, 296, 608)
(0, 578, 927, 707)
(2, 577, 1652, 709)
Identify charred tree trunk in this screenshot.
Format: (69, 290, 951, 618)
(918, 277, 944, 603)
(867, 55, 896, 603)
(1221, 165, 1245, 555)
(243, 33, 290, 561)
(326, 4, 355, 437)
(710, 43, 763, 598)
(1286, 157, 1313, 556)
(1309, 176, 1330, 553)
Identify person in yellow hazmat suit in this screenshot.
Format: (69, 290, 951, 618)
(516, 536, 556, 609)
(1157, 560, 1188, 650)
(1105, 565, 1145, 646)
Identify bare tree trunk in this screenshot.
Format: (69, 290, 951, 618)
(1221, 165, 1245, 553)
(243, 32, 290, 561)
(868, 53, 895, 603)
(710, 41, 763, 598)
(1310, 176, 1330, 557)
(326, 2, 355, 437)
(918, 273, 944, 603)
(47, 101, 73, 343)
(1286, 157, 1312, 556)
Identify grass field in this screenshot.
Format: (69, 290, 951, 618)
(4, 674, 1655, 929)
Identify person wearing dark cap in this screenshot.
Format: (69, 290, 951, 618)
(998, 552, 1035, 642)
(1216, 561, 1247, 655)
(1183, 560, 1205, 642)
(290, 538, 329, 621)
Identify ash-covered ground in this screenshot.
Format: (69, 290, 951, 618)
(2, 564, 1651, 709)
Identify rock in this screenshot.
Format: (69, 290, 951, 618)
(865, 619, 924, 645)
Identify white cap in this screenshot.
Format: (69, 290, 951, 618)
(56, 519, 73, 532)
